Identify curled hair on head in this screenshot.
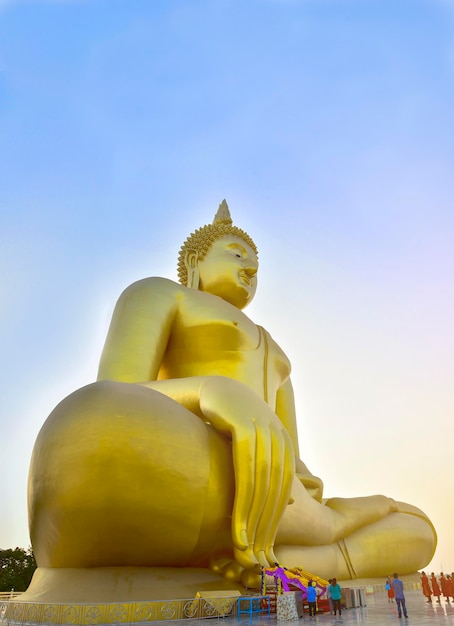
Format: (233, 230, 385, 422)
(177, 199, 258, 286)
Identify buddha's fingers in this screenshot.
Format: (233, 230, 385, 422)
(230, 430, 258, 553)
(234, 424, 272, 570)
(264, 466, 295, 565)
(256, 427, 295, 566)
(251, 425, 284, 566)
(199, 378, 258, 552)
(247, 424, 271, 532)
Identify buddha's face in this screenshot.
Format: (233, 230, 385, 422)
(196, 234, 258, 309)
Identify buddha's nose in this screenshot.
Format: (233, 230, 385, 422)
(244, 265, 258, 277)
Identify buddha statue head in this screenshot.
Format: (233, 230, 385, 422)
(177, 200, 259, 309)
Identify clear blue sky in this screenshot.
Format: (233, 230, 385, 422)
(1, 0, 453, 575)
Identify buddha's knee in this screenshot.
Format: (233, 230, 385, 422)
(276, 510, 436, 580)
(29, 381, 234, 568)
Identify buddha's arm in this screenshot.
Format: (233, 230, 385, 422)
(97, 277, 179, 382)
(275, 378, 300, 455)
(275, 379, 324, 502)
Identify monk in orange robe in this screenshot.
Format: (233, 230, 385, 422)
(447, 575, 454, 602)
(431, 573, 441, 603)
(440, 573, 450, 602)
(421, 571, 432, 603)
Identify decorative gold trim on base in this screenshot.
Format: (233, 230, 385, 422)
(1, 595, 237, 624)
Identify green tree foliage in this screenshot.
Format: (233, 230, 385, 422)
(0, 547, 36, 592)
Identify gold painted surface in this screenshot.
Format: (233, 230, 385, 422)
(24, 201, 437, 604)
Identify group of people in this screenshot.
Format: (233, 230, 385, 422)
(305, 578, 342, 617)
(421, 571, 454, 603)
(385, 574, 408, 619)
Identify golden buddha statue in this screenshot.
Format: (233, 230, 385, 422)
(25, 201, 436, 602)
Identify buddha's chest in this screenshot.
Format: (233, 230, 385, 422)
(170, 291, 260, 352)
(159, 291, 291, 398)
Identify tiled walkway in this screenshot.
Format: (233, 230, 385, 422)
(237, 591, 454, 625)
(336, 590, 454, 624)
(169, 591, 454, 626)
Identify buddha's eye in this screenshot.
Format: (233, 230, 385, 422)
(227, 247, 244, 259)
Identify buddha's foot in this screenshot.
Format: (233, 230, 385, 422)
(324, 495, 399, 530)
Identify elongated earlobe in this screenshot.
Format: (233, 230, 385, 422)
(188, 267, 200, 290)
(185, 250, 200, 289)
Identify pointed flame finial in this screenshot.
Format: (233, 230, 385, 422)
(213, 199, 232, 225)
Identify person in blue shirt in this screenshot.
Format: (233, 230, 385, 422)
(392, 573, 408, 619)
(306, 580, 317, 617)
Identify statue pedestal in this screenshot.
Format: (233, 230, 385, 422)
(18, 566, 246, 603)
(8, 567, 247, 624)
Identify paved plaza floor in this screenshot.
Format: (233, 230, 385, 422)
(166, 590, 454, 626)
(239, 591, 454, 625)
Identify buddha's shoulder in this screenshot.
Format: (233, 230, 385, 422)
(118, 277, 185, 300)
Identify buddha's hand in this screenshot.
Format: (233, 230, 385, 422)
(199, 376, 295, 572)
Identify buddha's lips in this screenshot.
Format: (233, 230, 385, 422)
(239, 272, 252, 286)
